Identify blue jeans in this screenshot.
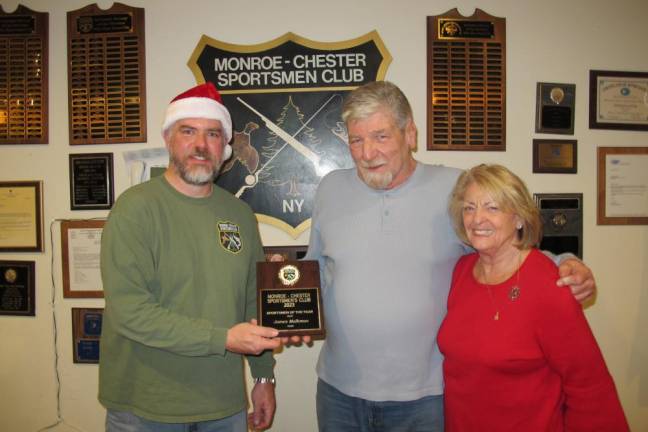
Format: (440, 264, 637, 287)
(316, 379, 444, 432)
(105, 409, 247, 432)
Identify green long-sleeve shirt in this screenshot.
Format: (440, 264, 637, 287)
(98, 176, 274, 423)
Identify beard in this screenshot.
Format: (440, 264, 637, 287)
(170, 148, 222, 186)
(357, 159, 393, 189)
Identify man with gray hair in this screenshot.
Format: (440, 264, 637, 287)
(306, 80, 595, 431)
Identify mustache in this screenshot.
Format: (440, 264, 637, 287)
(358, 158, 387, 169)
(191, 149, 214, 161)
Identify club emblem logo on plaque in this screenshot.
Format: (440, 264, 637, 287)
(189, 31, 391, 238)
(278, 264, 300, 286)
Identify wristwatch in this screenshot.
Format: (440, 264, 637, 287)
(253, 377, 276, 385)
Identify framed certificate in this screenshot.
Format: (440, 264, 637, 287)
(61, 219, 105, 298)
(590, 70, 648, 131)
(0, 181, 43, 252)
(597, 147, 648, 225)
(533, 139, 577, 174)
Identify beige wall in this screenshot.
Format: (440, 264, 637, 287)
(1, 0, 647, 430)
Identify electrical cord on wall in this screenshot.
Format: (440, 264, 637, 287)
(37, 218, 104, 432)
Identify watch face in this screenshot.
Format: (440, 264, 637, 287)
(189, 31, 392, 237)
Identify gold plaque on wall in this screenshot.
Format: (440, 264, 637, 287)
(427, 9, 506, 151)
(0, 5, 48, 145)
(67, 3, 146, 145)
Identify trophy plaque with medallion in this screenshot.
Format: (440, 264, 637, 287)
(257, 260, 324, 337)
(535, 82, 576, 134)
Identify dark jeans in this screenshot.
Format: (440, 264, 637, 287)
(105, 409, 246, 432)
(316, 378, 444, 432)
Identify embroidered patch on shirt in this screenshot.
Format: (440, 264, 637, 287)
(217, 221, 242, 254)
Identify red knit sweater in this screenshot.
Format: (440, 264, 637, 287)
(438, 249, 628, 431)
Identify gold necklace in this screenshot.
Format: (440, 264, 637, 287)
(479, 251, 522, 321)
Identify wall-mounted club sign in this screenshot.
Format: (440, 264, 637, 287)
(0, 5, 48, 145)
(67, 3, 146, 145)
(188, 31, 391, 238)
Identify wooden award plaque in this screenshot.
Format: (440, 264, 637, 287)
(67, 3, 146, 144)
(0, 260, 35, 316)
(427, 9, 506, 151)
(0, 5, 48, 145)
(72, 307, 103, 363)
(69, 153, 114, 210)
(257, 260, 325, 337)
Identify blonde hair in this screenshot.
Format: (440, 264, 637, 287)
(448, 164, 542, 249)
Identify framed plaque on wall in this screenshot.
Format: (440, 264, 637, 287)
(72, 307, 103, 363)
(532, 139, 577, 174)
(69, 153, 114, 210)
(427, 8, 506, 151)
(0, 260, 35, 316)
(67, 3, 146, 144)
(535, 82, 575, 135)
(0, 5, 48, 145)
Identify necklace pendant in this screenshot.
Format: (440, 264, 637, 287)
(494, 311, 499, 320)
(509, 285, 520, 301)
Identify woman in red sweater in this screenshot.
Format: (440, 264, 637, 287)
(438, 164, 628, 431)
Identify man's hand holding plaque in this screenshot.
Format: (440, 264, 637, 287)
(257, 259, 324, 343)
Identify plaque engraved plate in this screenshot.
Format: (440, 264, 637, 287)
(67, 3, 146, 144)
(0, 5, 48, 145)
(536, 82, 575, 134)
(0, 260, 35, 316)
(427, 9, 506, 151)
(257, 260, 324, 337)
(72, 307, 103, 363)
(69, 153, 114, 210)
(533, 139, 577, 174)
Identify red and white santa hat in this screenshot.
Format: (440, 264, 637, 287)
(161, 82, 232, 159)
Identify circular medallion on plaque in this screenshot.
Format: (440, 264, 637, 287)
(4, 268, 17, 283)
(278, 264, 300, 286)
(550, 87, 565, 104)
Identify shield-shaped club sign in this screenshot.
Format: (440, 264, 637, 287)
(188, 31, 391, 238)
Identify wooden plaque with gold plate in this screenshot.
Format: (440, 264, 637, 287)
(257, 260, 324, 337)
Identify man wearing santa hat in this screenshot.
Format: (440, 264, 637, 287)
(99, 82, 280, 431)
